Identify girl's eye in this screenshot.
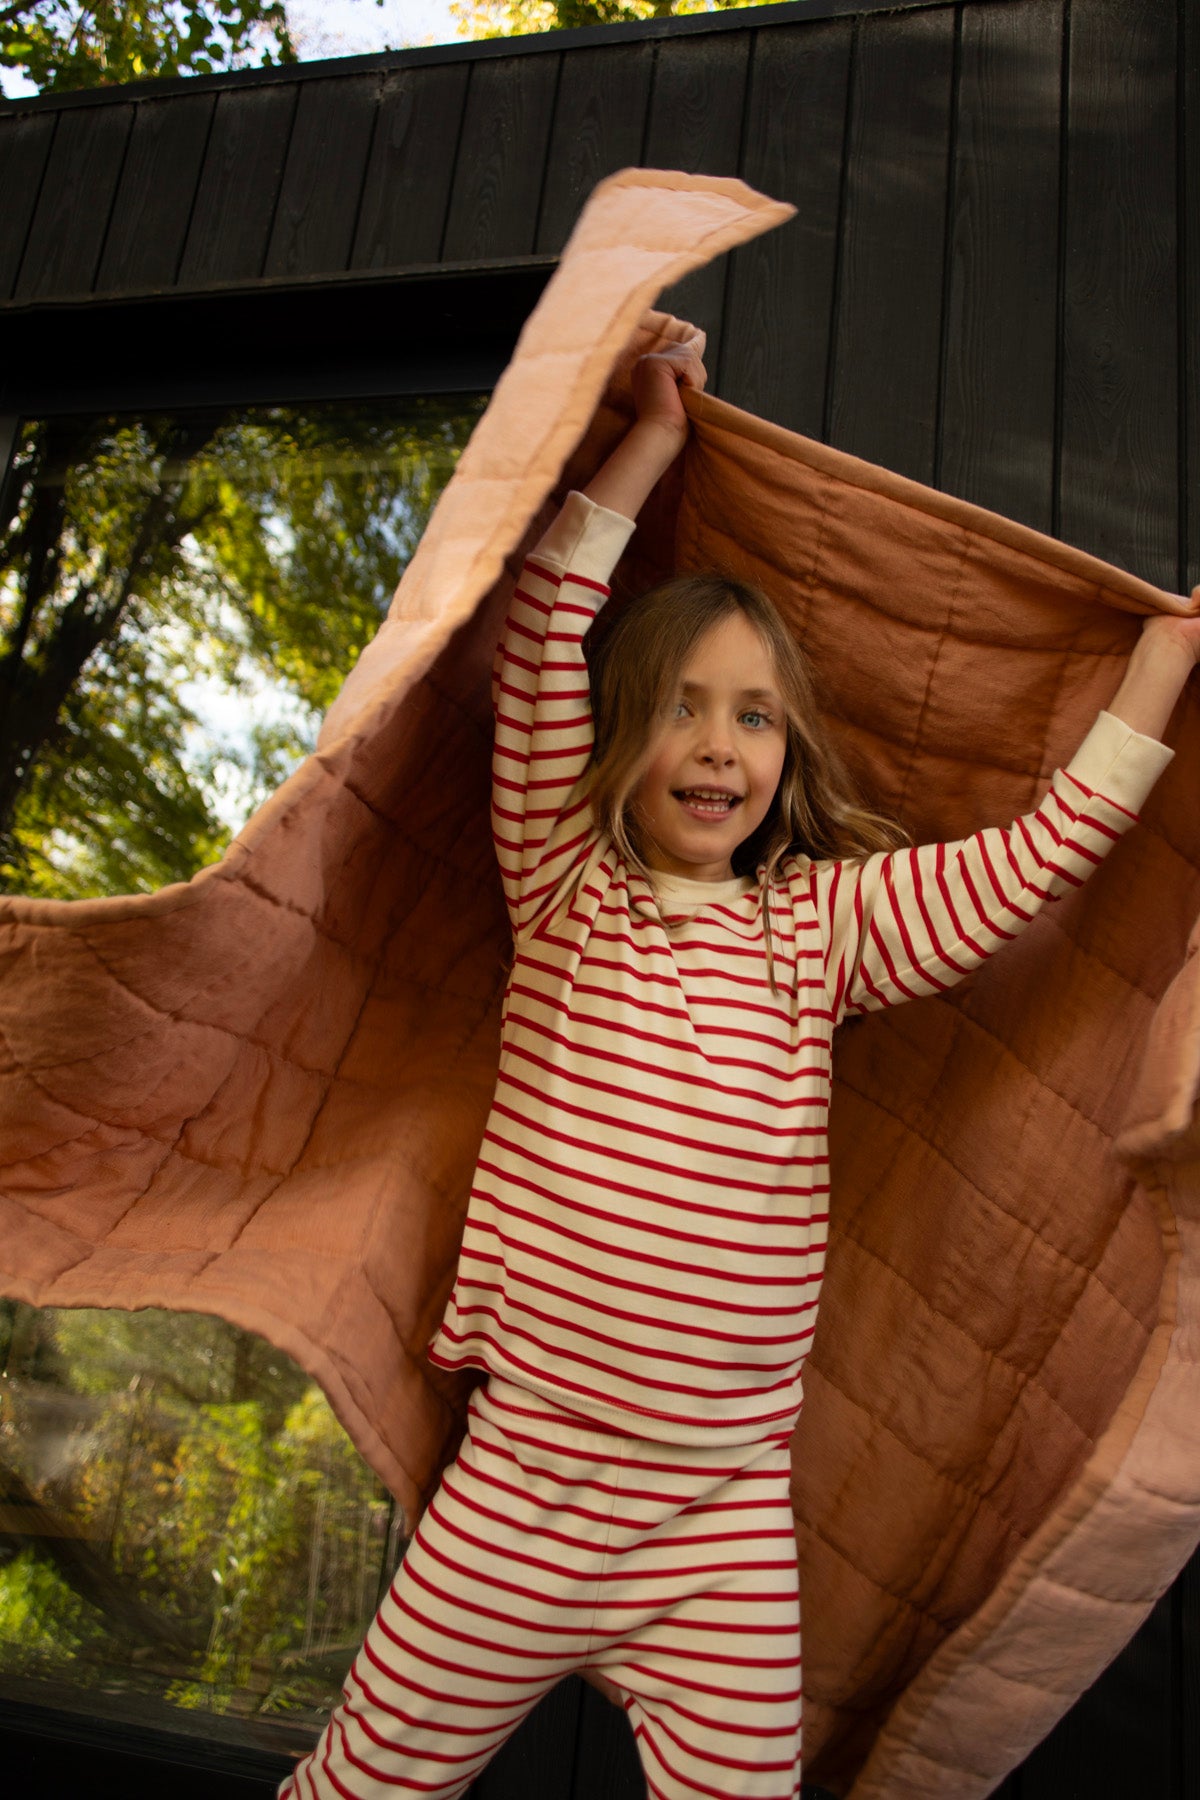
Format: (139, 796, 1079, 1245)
(741, 709, 772, 729)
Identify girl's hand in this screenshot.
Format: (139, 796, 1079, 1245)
(1138, 609, 1200, 668)
(583, 334, 708, 521)
(631, 336, 708, 441)
(1107, 604, 1200, 740)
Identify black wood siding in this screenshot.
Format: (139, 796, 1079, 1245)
(1, 0, 1194, 597)
(1, 1, 1198, 1794)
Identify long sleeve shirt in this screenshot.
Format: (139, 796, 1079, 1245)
(427, 493, 1174, 1445)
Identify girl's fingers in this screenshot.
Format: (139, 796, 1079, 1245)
(676, 330, 707, 389)
(636, 337, 709, 394)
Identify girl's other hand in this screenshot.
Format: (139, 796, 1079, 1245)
(1139, 609, 1200, 668)
(632, 335, 708, 440)
(582, 334, 707, 520)
(1106, 603, 1200, 740)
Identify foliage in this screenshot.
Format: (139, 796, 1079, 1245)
(0, 1304, 397, 1721)
(450, 0, 777, 39)
(0, 1, 294, 94)
(0, 1550, 94, 1670)
(0, 398, 483, 899)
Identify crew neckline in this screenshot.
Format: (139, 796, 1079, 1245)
(650, 871, 756, 910)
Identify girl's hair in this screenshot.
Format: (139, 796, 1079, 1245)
(586, 572, 907, 897)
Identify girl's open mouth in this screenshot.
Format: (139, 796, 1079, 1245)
(673, 788, 743, 818)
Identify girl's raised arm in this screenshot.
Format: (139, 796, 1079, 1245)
(1105, 610, 1200, 738)
(819, 606, 1199, 1020)
(491, 339, 706, 938)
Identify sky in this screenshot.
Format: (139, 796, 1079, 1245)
(285, 0, 464, 64)
(0, 1, 468, 99)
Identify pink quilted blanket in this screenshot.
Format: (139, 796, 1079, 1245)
(2, 171, 1199, 1797)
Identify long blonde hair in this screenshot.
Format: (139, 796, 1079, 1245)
(586, 571, 906, 898)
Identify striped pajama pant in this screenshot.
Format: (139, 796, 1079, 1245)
(280, 1377, 803, 1800)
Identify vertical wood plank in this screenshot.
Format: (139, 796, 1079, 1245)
(178, 83, 298, 286)
(1058, 0, 1179, 585)
(352, 64, 470, 270)
(0, 111, 56, 302)
(827, 6, 957, 483)
(265, 75, 380, 280)
(940, 0, 1064, 531)
(468, 1678, 579, 1800)
(1186, 0, 1200, 596)
(535, 42, 654, 256)
(0, 417, 19, 519)
(1013, 1586, 1175, 1797)
(1182, 1544, 1200, 1799)
(720, 19, 853, 434)
(14, 104, 134, 301)
(570, 1680, 642, 1798)
(642, 31, 752, 360)
(95, 93, 216, 294)
(442, 55, 561, 263)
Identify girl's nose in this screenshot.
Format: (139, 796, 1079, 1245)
(699, 733, 735, 766)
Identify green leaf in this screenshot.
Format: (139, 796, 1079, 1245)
(1, 1, 297, 93)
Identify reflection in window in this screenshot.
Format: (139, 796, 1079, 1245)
(0, 1303, 403, 1749)
(0, 392, 486, 1747)
(0, 395, 486, 898)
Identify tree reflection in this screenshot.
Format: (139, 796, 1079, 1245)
(0, 1302, 402, 1727)
(0, 395, 480, 1732)
(0, 397, 485, 896)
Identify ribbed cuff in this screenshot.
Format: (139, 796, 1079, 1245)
(1065, 710, 1175, 812)
(530, 490, 637, 584)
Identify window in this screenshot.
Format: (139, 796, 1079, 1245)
(0, 392, 486, 1757)
(1, 396, 485, 898)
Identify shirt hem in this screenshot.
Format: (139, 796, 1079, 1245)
(427, 1341, 802, 1448)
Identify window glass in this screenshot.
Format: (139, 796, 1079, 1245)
(0, 395, 485, 898)
(0, 1301, 403, 1753)
(0, 393, 486, 1749)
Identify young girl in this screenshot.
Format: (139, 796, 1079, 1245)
(281, 341, 1197, 1800)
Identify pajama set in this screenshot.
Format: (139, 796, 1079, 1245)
(282, 495, 1172, 1800)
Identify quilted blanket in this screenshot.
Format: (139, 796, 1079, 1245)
(3, 169, 1200, 1798)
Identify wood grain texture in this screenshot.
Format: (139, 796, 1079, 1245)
(0, 112, 56, 302)
(266, 75, 379, 280)
(468, 1678, 579, 1799)
(1186, 0, 1200, 596)
(720, 19, 853, 434)
(95, 93, 216, 295)
(1014, 1584, 1176, 1797)
(352, 64, 470, 270)
(826, 5, 956, 483)
(940, 0, 1063, 531)
(642, 31, 752, 362)
(535, 43, 654, 256)
(570, 1680, 642, 1798)
(0, 417, 18, 516)
(178, 83, 297, 286)
(13, 104, 133, 302)
(442, 54, 560, 263)
(1183, 1545, 1200, 1799)
(1059, 0, 1179, 587)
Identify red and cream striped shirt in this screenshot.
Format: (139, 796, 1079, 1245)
(428, 493, 1173, 1444)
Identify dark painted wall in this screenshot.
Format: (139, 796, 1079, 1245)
(2, 0, 1195, 599)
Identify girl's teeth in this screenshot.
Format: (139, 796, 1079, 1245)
(679, 790, 737, 813)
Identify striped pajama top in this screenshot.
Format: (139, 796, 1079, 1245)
(427, 492, 1173, 1446)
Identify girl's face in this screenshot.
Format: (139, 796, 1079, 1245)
(631, 610, 787, 882)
